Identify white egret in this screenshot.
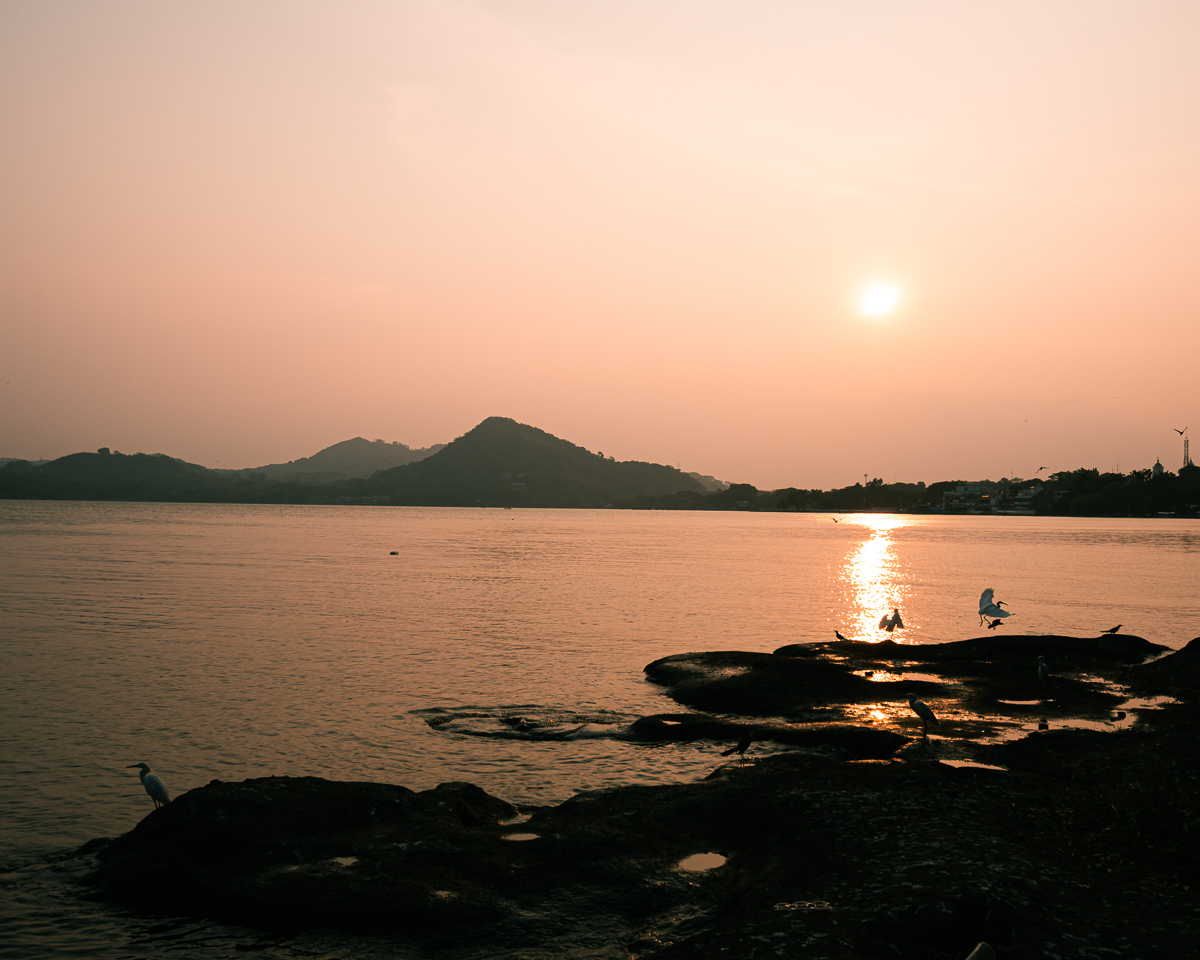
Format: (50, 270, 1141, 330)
(906, 694, 939, 740)
(127, 762, 170, 809)
(978, 588, 1010, 626)
(1037, 656, 1050, 686)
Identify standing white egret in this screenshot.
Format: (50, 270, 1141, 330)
(978, 588, 1011, 626)
(127, 762, 170, 809)
(906, 694, 939, 740)
(1037, 656, 1050, 686)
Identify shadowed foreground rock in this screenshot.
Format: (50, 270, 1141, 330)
(80, 636, 1200, 959)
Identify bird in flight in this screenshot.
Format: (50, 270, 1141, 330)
(1174, 426, 1187, 435)
(978, 588, 1011, 626)
(127, 762, 170, 809)
(906, 694, 939, 740)
(879, 609, 903, 632)
(1102, 624, 1122, 635)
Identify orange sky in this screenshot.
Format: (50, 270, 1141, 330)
(2, 1, 1198, 490)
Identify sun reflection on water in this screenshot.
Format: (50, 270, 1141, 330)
(842, 514, 920, 642)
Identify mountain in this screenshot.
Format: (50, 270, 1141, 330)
(234, 437, 444, 482)
(350, 417, 705, 507)
(688, 472, 730, 492)
(0, 420, 705, 507)
(0, 449, 219, 501)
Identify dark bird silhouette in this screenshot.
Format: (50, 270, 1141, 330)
(1102, 624, 1122, 634)
(906, 694, 939, 740)
(879, 608, 903, 632)
(831, 517, 840, 522)
(1174, 426, 1187, 435)
(978, 588, 1010, 626)
(835, 630, 848, 641)
(721, 732, 754, 761)
(986, 618, 1005, 630)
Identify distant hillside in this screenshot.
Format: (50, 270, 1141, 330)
(0, 457, 48, 468)
(0, 421, 705, 507)
(688, 472, 730, 492)
(350, 417, 705, 507)
(0, 449, 221, 501)
(236, 437, 444, 482)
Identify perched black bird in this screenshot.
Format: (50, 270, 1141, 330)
(721, 733, 754, 760)
(835, 630, 848, 641)
(1102, 624, 1122, 635)
(986, 618, 1005, 630)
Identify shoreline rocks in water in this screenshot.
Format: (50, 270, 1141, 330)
(80, 635, 1200, 959)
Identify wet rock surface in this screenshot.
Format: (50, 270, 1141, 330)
(81, 635, 1199, 959)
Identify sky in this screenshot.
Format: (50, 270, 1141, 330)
(3, 1, 1199, 490)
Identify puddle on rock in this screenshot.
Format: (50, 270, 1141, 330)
(331, 856, 358, 867)
(503, 832, 540, 842)
(677, 852, 727, 872)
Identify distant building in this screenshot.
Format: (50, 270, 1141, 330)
(1153, 459, 1164, 478)
(941, 482, 998, 513)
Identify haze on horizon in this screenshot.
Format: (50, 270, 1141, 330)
(3, 1, 1198, 491)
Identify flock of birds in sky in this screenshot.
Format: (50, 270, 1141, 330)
(127, 587, 1130, 810)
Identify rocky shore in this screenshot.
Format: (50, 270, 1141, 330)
(79, 634, 1200, 959)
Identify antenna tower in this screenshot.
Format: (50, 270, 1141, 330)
(1174, 426, 1192, 468)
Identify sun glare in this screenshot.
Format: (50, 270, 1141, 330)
(859, 282, 901, 318)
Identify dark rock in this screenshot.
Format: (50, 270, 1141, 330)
(79, 634, 1200, 959)
(627, 713, 909, 760)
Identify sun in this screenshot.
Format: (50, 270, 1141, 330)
(858, 282, 902, 318)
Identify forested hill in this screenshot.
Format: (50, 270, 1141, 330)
(231, 436, 444, 482)
(344, 417, 705, 507)
(0, 418, 704, 507)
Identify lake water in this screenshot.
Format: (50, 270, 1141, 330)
(1, 501, 1198, 958)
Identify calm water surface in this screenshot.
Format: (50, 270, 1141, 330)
(1, 501, 1198, 958)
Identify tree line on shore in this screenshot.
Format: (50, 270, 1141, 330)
(3, 415, 1198, 517)
(622, 464, 1200, 517)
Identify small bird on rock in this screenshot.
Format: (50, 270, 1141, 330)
(721, 733, 755, 762)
